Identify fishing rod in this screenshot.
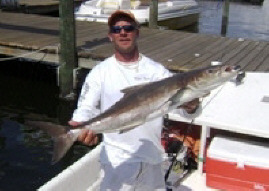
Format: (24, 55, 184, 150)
(164, 116, 194, 184)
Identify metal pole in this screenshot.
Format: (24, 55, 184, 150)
(221, 0, 230, 36)
(58, 0, 78, 100)
(198, 125, 208, 175)
(149, 0, 158, 29)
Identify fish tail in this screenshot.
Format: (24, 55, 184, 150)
(51, 130, 80, 164)
(25, 121, 80, 164)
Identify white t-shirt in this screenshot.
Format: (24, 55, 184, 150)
(72, 54, 196, 166)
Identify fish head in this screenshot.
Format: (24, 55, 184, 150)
(189, 64, 241, 92)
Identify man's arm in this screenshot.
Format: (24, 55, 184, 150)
(69, 66, 102, 146)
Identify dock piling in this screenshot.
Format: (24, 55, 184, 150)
(149, 0, 158, 29)
(58, 0, 78, 100)
(221, 0, 230, 36)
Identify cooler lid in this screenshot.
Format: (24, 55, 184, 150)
(207, 136, 269, 169)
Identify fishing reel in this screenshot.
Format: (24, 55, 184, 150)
(163, 117, 197, 189)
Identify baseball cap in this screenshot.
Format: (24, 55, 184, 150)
(108, 10, 140, 28)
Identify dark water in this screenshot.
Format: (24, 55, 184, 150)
(0, 61, 90, 190)
(0, 0, 268, 190)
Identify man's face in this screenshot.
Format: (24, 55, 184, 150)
(108, 20, 139, 54)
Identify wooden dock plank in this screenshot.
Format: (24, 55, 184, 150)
(143, 32, 195, 57)
(0, 20, 58, 41)
(76, 24, 110, 48)
(162, 35, 218, 67)
(258, 56, 269, 72)
(155, 35, 224, 71)
(137, 30, 175, 52)
(0, 11, 39, 22)
(216, 40, 251, 64)
(147, 32, 198, 59)
(0, 11, 268, 72)
(197, 38, 238, 67)
(140, 31, 191, 55)
(245, 44, 269, 71)
(19, 0, 64, 6)
(256, 57, 269, 71)
(180, 37, 227, 67)
(227, 41, 260, 66)
(181, 37, 235, 69)
(238, 41, 268, 70)
(158, 34, 215, 62)
(0, 26, 58, 49)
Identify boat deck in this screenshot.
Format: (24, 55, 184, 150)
(0, 11, 269, 72)
(180, 170, 217, 191)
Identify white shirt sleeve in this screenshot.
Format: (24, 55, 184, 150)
(71, 66, 102, 122)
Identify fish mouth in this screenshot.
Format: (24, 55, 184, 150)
(196, 64, 243, 91)
(223, 65, 241, 72)
(222, 64, 245, 84)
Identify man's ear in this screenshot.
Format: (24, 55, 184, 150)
(108, 33, 113, 42)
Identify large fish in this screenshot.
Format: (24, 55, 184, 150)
(26, 64, 241, 164)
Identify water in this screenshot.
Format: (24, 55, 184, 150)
(0, 1, 268, 190)
(196, 0, 269, 41)
(0, 61, 90, 190)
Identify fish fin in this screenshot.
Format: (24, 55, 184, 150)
(150, 101, 172, 119)
(117, 120, 146, 134)
(168, 88, 186, 107)
(25, 120, 79, 164)
(118, 125, 139, 134)
(120, 82, 153, 94)
(25, 120, 69, 137)
(202, 92, 211, 98)
(119, 128, 133, 134)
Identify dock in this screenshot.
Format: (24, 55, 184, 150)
(0, 11, 269, 72)
(1, 0, 83, 14)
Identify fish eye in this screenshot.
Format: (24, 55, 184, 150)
(225, 66, 232, 72)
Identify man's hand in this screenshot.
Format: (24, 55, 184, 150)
(68, 120, 99, 146)
(180, 98, 200, 114)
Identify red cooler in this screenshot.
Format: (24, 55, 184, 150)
(206, 136, 269, 191)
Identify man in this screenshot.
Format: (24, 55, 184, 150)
(69, 10, 200, 191)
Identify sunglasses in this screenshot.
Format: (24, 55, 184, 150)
(110, 25, 136, 34)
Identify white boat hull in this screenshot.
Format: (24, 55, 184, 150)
(39, 144, 217, 190)
(38, 145, 102, 191)
(75, 0, 200, 29)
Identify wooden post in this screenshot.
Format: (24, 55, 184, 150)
(58, 0, 78, 100)
(149, 0, 158, 29)
(221, 0, 230, 36)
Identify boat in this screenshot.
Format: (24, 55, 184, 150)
(75, 0, 200, 29)
(38, 72, 269, 191)
(38, 143, 209, 191)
